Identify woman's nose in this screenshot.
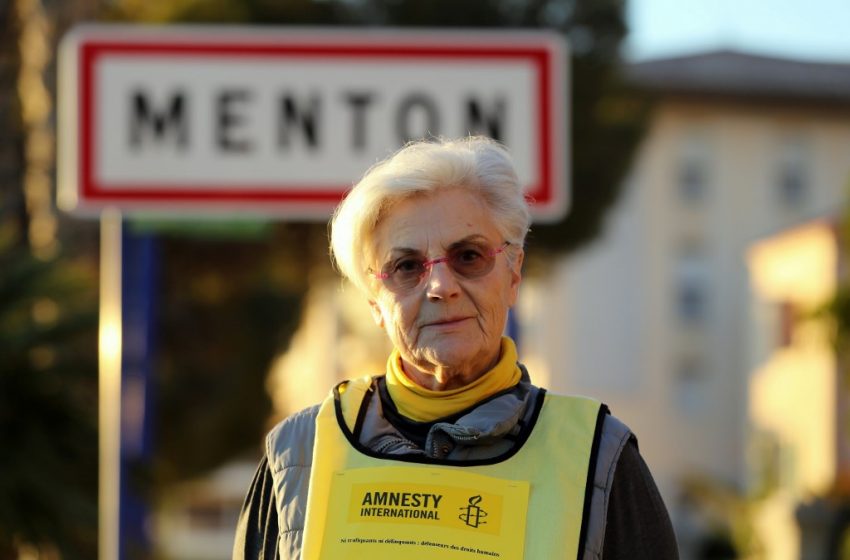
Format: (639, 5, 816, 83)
(425, 260, 461, 300)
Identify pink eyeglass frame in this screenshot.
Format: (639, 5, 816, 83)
(370, 241, 511, 281)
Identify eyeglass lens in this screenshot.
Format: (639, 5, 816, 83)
(380, 242, 505, 293)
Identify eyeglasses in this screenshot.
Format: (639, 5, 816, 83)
(370, 241, 511, 294)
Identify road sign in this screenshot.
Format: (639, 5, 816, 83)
(59, 25, 568, 221)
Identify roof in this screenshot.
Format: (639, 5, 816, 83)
(626, 50, 850, 104)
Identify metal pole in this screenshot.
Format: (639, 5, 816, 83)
(99, 209, 123, 560)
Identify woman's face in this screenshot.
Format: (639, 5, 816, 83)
(367, 188, 523, 390)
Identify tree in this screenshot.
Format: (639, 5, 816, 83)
(100, 0, 649, 484)
(149, 224, 309, 484)
(0, 225, 99, 559)
(111, 0, 649, 260)
(0, 0, 101, 556)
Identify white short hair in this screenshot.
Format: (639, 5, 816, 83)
(330, 136, 531, 294)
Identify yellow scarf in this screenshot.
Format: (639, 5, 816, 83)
(385, 337, 521, 422)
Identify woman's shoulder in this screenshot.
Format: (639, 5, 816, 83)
(584, 412, 679, 559)
(265, 403, 322, 473)
(595, 412, 636, 486)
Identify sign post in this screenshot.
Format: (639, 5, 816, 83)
(97, 209, 122, 560)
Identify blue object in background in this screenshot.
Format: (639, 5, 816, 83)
(506, 307, 520, 352)
(119, 226, 158, 559)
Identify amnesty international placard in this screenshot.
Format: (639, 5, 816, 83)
(320, 467, 530, 559)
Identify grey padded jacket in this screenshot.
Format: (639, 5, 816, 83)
(254, 374, 633, 560)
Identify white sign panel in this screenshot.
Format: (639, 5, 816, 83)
(59, 26, 568, 221)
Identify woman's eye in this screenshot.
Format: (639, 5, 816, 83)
(458, 249, 483, 263)
(394, 259, 422, 273)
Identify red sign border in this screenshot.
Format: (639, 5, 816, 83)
(69, 31, 566, 220)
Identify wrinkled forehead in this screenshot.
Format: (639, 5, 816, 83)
(366, 188, 501, 264)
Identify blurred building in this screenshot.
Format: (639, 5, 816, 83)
(154, 461, 256, 560)
(258, 50, 850, 559)
(520, 51, 850, 558)
(747, 219, 848, 560)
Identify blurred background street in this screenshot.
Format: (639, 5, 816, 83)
(2, 1, 850, 559)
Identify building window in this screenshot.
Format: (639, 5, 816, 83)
(777, 300, 798, 347)
(676, 132, 711, 203)
(776, 136, 810, 207)
(675, 356, 707, 414)
(675, 249, 710, 325)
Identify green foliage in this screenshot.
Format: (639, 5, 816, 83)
(680, 475, 765, 559)
(819, 285, 850, 350)
(0, 235, 98, 558)
(812, 190, 850, 358)
(105, 0, 649, 260)
(148, 226, 309, 485)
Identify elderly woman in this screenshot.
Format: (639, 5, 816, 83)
(234, 137, 677, 559)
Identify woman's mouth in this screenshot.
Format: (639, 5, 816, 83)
(425, 317, 471, 327)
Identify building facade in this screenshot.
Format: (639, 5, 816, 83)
(521, 51, 850, 558)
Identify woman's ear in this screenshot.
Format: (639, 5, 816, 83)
(368, 300, 385, 328)
(508, 249, 524, 306)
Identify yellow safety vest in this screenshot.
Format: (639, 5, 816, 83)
(301, 376, 603, 560)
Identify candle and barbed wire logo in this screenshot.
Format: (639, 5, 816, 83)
(458, 495, 488, 528)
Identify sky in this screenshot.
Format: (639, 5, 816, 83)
(625, 0, 850, 63)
